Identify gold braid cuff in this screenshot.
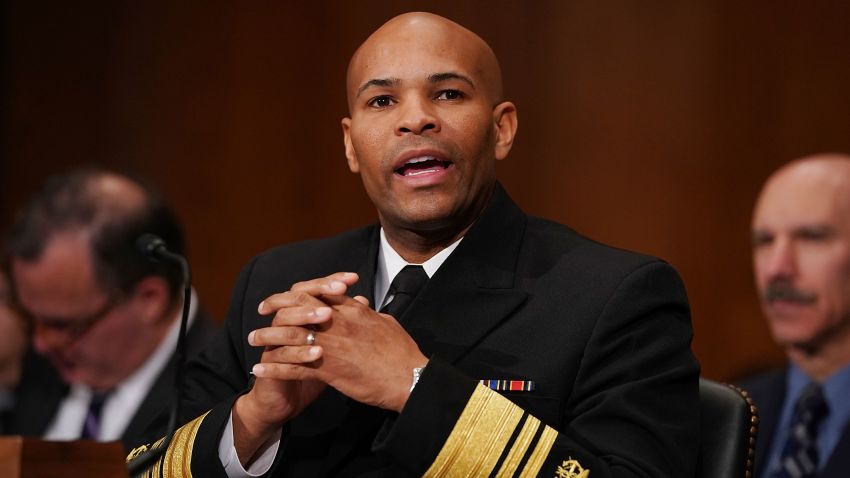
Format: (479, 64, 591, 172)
(126, 411, 210, 478)
(423, 384, 559, 477)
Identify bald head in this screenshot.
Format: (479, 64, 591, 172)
(87, 173, 148, 218)
(339, 12, 518, 258)
(9, 170, 151, 261)
(760, 153, 850, 204)
(752, 153, 850, 365)
(754, 154, 850, 241)
(7, 168, 185, 297)
(346, 12, 504, 111)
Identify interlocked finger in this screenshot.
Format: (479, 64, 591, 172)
(250, 325, 321, 348)
(260, 341, 323, 365)
(270, 305, 332, 327)
(291, 272, 357, 291)
(260, 290, 331, 316)
(252, 362, 321, 380)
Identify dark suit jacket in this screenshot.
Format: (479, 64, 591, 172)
(137, 184, 699, 477)
(739, 369, 850, 478)
(6, 311, 217, 450)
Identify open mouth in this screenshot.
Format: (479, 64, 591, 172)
(395, 156, 453, 176)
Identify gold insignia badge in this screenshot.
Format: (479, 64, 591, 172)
(126, 444, 150, 462)
(555, 458, 589, 478)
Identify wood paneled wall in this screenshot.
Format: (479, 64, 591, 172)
(3, 1, 850, 381)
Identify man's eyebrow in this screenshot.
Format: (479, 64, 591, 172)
(356, 78, 400, 99)
(355, 72, 476, 99)
(428, 72, 475, 88)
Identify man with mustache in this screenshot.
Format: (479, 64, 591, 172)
(130, 12, 699, 477)
(744, 154, 850, 478)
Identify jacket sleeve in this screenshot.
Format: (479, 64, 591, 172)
(374, 261, 700, 478)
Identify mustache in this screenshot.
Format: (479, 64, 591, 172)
(763, 283, 817, 304)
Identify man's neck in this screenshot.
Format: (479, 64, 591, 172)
(381, 224, 472, 264)
(378, 181, 497, 263)
(788, 326, 850, 381)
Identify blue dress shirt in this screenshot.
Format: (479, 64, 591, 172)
(761, 363, 850, 477)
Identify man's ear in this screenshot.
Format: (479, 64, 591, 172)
(492, 102, 518, 161)
(129, 276, 172, 325)
(341, 117, 360, 173)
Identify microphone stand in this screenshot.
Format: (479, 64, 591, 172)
(128, 242, 191, 477)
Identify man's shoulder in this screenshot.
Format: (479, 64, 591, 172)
(736, 367, 787, 399)
(523, 215, 667, 277)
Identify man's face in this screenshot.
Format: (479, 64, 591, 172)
(11, 232, 145, 390)
(0, 272, 26, 389)
(752, 170, 850, 353)
(342, 18, 515, 237)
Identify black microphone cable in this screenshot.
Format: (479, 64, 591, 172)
(127, 234, 192, 477)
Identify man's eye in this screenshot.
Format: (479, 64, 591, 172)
(796, 226, 832, 242)
(436, 90, 464, 101)
(751, 233, 773, 248)
(367, 96, 394, 108)
(40, 320, 73, 331)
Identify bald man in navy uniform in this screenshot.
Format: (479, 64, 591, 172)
(131, 12, 699, 478)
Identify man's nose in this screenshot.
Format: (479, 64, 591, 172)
(396, 97, 440, 135)
(762, 238, 798, 281)
(32, 322, 70, 355)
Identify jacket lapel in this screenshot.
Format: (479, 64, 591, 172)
(822, 422, 850, 477)
(401, 183, 528, 363)
(347, 226, 379, 306)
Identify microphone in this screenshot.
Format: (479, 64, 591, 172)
(136, 233, 166, 255)
(137, 233, 179, 264)
(128, 234, 192, 477)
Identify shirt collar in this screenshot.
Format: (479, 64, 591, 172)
(818, 362, 850, 427)
(787, 361, 850, 411)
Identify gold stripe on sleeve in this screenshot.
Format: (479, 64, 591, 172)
(127, 411, 210, 478)
(149, 453, 162, 478)
(494, 415, 541, 478)
(423, 385, 524, 478)
(519, 424, 558, 477)
(161, 411, 209, 478)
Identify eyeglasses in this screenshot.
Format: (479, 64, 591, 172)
(32, 295, 123, 345)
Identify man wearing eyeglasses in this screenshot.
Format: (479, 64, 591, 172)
(3, 168, 217, 450)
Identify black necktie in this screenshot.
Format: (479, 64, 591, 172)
(772, 382, 829, 478)
(80, 391, 109, 440)
(379, 265, 428, 319)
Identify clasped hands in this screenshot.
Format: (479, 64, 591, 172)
(232, 272, 428, 465)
